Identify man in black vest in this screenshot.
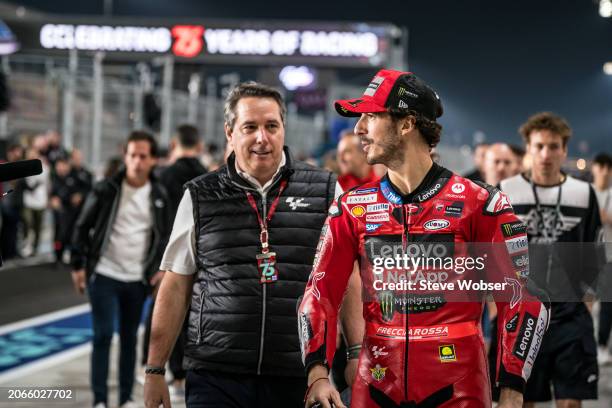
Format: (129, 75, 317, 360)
(144, 82, 339, 408)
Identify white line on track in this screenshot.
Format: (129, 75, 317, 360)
(0, 303, 90, 336)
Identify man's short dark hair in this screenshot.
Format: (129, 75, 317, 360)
(176, 124, 200, 148)
(509, 144, 526, 160)
(224, 82, 286, 130)
(126, 130, 158, 157)
(593, 152, 612, 168)
(389, 109, 443, 148)
(519, 112, 572, 147)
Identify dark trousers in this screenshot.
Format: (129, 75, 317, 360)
(599, 263, 612, 347)
(185, 369, 306, 408)
(599, 302, 612, 347)
(0, 205, 21, 259)
(88, 274, 147, 406)
(22, 208, 43, 254)
(53, 208, 78, 261)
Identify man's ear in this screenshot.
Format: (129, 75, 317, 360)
(400, 116, 417, 136)
(224, 123, 233, 147)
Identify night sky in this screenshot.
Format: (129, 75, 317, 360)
(12, 0, 612, 155)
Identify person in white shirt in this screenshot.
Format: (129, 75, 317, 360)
(22, 145, 50, 256)
(70, 131, 170, 408)
(592, 153, 612, 364)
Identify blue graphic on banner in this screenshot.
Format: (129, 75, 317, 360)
(0, 312, 92, 373)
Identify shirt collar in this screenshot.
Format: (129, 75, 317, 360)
(235, 151, 286, 193)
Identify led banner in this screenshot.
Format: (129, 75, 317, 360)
(5, 17, 396, 66)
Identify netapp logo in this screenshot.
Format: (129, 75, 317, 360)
(513, 313, 536, 361)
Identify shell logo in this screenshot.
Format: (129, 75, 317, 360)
(351, 205, 366, 217)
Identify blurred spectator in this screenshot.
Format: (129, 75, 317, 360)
(22, 145, 50, 256)
(43, 130, 69, 167)
(142, 124, 207, 401)
(499, 112, 601, 405)
(322, 149, 339, 174)
(336, 130, 379, 190)
(71, 148, 93, 190)
(50, 156, 90, 264)
(103, 156, 123, 179)
(0, 144, 25, 259)
(160, 124, 207, 219)
(464, 142, 488, 182)
(482, 143, 515, 187)
(508, 144, 526, 175)
(592, 153, 612, 364)
(70, 131, 170, 408)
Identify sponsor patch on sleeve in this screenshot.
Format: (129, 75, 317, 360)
(505, 236, 528, 254)
(513, 313, 536, 361)
(501, 221, 527, 237)
(505, 313, 520, 332)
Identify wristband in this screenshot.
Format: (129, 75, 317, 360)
(346, 344, 362, 361)
(145, 365, 166, 376)
(303, 377, 329, 403)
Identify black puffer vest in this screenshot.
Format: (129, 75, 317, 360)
(183, 147, 336, 377)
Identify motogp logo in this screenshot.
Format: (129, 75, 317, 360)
(451, 183, 465, 194)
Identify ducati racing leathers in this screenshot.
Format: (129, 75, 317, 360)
(298, 163, 550, 408)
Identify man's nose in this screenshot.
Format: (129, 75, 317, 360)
(354, 116, 366, 135)
(255, 127, 270, 144)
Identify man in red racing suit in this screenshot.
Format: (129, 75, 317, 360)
(298, 69, 550, 408)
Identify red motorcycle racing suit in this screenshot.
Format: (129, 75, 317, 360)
(298, 163, 550, 408)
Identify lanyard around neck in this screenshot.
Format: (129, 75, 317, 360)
(245, 179, 288, 254)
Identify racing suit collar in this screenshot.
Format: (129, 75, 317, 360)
(381, 162, 451, 204)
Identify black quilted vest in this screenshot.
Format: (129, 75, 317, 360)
(183, 147, 336, 377)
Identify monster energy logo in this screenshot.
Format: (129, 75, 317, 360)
(398, 87, 418, 98)
(379, 292, 446, 320)
(501, 221, 526, 238)
(380, 291, 395, 322)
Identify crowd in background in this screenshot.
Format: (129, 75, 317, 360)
(1, 112, 611, 407)
(0, 130, 226, 264)
(0, 126, 608, 265)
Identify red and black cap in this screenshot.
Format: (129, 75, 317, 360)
(335, 69, 443, 121)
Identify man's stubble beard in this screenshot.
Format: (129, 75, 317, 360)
(366, 125, 405, 168)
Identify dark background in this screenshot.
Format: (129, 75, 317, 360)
(12, 0, 612, 154)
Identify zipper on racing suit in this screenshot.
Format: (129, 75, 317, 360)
(402, 203, 411, 401)
(402, 200, 419, 401)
